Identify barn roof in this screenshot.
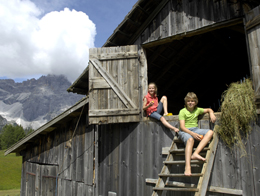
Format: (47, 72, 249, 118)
(68, 0, 260, 114)
(4, 97, 89, 156)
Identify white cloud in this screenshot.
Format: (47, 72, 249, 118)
(0, 0, 96, 82)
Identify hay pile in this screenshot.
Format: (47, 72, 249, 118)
(218, 79, 257, 156)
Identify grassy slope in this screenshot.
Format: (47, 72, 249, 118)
(0, 150, 22, 190)
(0, 189, 20, 196)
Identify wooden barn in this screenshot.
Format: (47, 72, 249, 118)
(5, 0, 260, 195)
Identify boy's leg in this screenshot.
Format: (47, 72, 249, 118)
(185, 137, 194, 176)
(191, 130, 214, 161)
(159, 96, 168, 115)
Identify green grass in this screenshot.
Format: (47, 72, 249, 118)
(0, 189, 20, 196)
(0, 150, 22, 190)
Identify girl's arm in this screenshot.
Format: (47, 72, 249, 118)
(203, 108, 216, 123)
(143, 97, 154, 111)
(180, 120, 202, 141)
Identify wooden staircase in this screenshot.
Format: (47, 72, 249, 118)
(150, 128, 219, 196)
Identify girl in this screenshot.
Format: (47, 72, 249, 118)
(143, 82, 179, 133)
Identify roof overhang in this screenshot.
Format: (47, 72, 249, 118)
(67, 66, 89, 95)
(67, 0, 165, 95)
(4, 97, 89, 156)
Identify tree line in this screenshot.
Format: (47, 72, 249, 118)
(0, 124, 34, 150)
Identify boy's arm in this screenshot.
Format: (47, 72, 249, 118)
(203, 108, 216, 123)
(179, 120, 202, 141)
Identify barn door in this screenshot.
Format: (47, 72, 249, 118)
(88, 45, 147, 124)
(244, 6, 260, 98)
(25, 162, 58, 196)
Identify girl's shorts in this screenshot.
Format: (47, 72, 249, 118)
(178, 127, 210, 145)
(149, 102, 163, 120)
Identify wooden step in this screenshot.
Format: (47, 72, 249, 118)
(173, 136, 182, 143)
(163, 160, 205, 164)
(169, 147, 210, 153)
(158, 173, 203, 177)
(153, 187, 199, 192)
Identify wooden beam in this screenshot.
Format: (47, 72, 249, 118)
(90, 52, 138, 60)
(126, 17, 140, 27)
(153, 37, 204, 84)
(90, 59, 137, 108)
(89, 77, 110, 89)
(117, 30, 132, 38)
(146, 179, 243, 195)
(245, 13, 260, 31)
(136, 4, 149, 16)
(128, 0, 170, 44)
(159, 39, 216, 95)
(142, 18, 243, 48)
(89, 108, 140, 117)
(195, 130, 219, 196)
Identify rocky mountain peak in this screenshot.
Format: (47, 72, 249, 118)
(0, 75, 84, 129)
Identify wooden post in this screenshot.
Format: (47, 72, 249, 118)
(244, 6, 260, 97)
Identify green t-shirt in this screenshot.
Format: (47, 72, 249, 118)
(178, 107, 204, 128)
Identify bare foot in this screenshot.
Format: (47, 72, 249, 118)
(184, 167, 192, 176)
(191, 153, 206, 161)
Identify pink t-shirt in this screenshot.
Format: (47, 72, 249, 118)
(144, 93, 158, 116)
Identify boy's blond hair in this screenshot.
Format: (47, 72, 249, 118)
(184, 92, 198, 107)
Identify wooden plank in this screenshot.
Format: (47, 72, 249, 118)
(244, 6, 260, 96)
(195, 130, 219, 196)
(84, 126, 94, 185)
(151, 139, 177, 196)
(250, 121, 260, 196)
(90, 51, 138, 60)
(138, 47, 148, 118)
(89, 77, 110, 89)
(208, 186, 243, 195)
(153, 187, 198, 192)
(101, 51, 137, 60)
(163, 160, 205, 164)
(146, 179, 243, 195)
(89, 108, 140, 117)
(245, 13, 260, 31)
(128, 0, 170, 44)
(159, 173, 203, 177)
(94, 125, 99, 196)
(143, 17, 243, 48)
(90, 59, 137, 109)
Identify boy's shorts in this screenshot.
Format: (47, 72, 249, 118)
(178, 127, 210, 145)
(149, 102, 163, 120)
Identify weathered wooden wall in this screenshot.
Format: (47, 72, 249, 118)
(97, 116, 260, 196)
(244, 5, 260, 97)
(134, 0, 252, 46)
(20, 112, 95, 196)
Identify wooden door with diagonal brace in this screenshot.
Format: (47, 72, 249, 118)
(88, 45, 147, 124)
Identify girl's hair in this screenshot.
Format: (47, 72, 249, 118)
(148, 82, 158, 95)
(184, 92, 198, 107)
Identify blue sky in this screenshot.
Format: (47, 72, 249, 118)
(0, 0, 137, 82)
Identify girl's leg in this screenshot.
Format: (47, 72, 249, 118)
(191, 130, 214, 161)
(185, 137, 194, 176)
(160, 117, 179, 132)
(160, 96, 168, 115)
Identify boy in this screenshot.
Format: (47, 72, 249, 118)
(178, 92, 216, 176)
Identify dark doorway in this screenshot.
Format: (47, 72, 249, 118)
(145, 23, 250, 114)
